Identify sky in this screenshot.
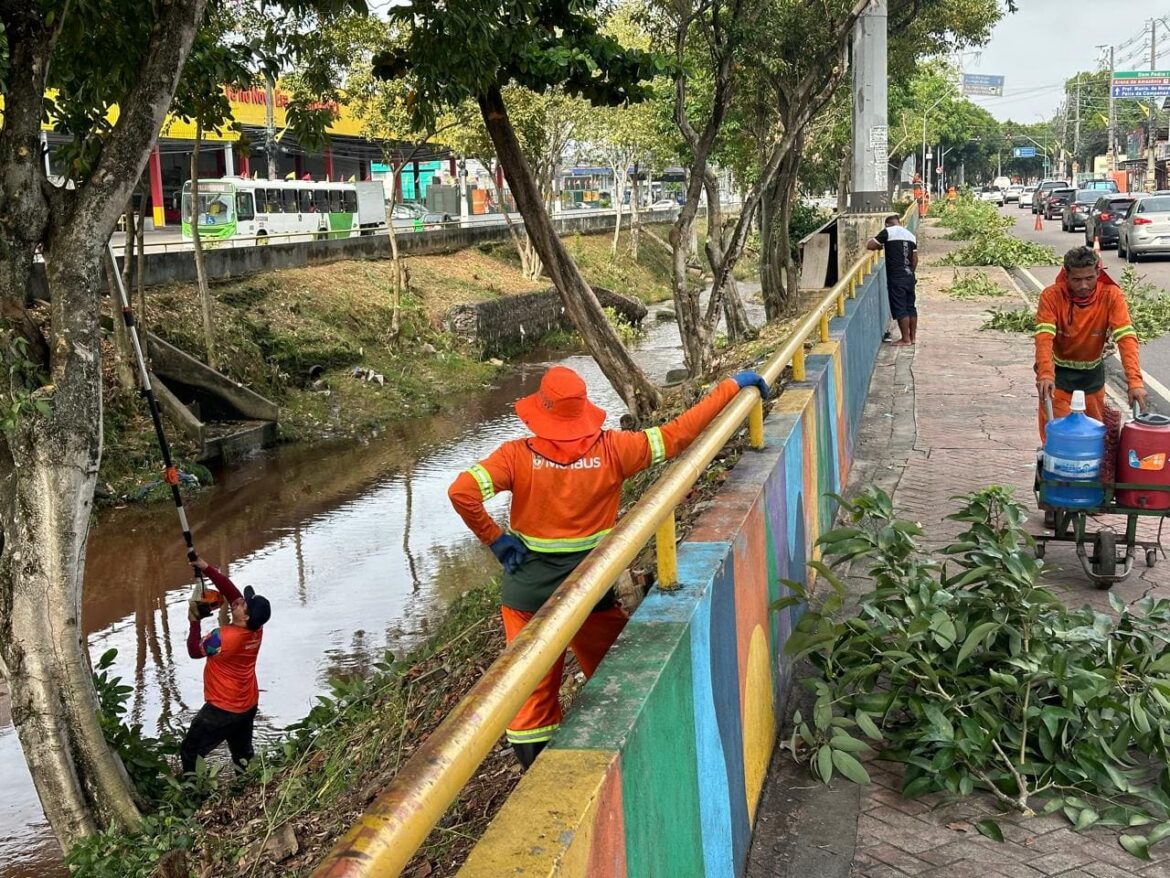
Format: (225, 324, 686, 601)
(962, 1, 1170, 123)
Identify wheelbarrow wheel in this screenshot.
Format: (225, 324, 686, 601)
(1093, 530, 1117, 587)
(1147, 548, 1158, 568)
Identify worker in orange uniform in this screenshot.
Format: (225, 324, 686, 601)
(448, 365, 769, 768)
(1035, 245, 1146, 441)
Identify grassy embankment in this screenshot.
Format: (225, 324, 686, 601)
(99, 224, 678, 498)
(76, 300, 809, 878)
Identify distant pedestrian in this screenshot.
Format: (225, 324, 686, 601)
(867, 214, 918, 346)
(180, 555, 271, 774)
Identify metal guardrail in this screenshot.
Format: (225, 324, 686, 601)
(309, 233, 885, 877)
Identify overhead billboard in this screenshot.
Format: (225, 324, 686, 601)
(961, 73, 1005, 96)
(1112, 71, 1170, 98)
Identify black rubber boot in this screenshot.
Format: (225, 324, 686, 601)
(512, 741, 547, 770)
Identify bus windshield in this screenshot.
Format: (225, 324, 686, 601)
(181, 181, 237, 227)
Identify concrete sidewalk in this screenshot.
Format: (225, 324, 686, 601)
(746, 220, 1170, 878)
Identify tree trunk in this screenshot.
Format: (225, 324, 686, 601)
(759, 174, 783, 319)
(478, 85, 660, 418)
(702, 171, 752, 342)
(384, 160, 405, 341)
(837, 139, 852, 213)
(762, 136, 805, 320)
(489, 162, 537, 279)
(610, 167, 628, 259)
(135, 185, 147, 331)
(107, 206, 137, 390)
(630, 164, 641, 261)
(0, 0, 206, 852)
(190, 123, 218, 369)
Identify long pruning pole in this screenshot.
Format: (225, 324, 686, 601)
(105, 240, 203, 589)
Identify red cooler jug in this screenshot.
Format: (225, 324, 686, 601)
(1116, 412, 1170, 510)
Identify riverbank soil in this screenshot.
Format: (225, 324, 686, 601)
(97, 224, 676, 498)
(746, 219, 1170, 878)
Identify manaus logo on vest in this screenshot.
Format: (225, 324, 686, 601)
(532, 455, 602, 471)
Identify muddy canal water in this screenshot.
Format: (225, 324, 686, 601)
(0, 288, 763, 876)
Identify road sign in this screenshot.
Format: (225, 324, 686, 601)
(1111, 71, 1170, 98)
(1012, 146, 1037, 158)
(961, 73, 1005, 96)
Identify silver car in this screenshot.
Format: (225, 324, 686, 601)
(1119, 195, 1170, 263)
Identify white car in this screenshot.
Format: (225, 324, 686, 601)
(1019, 186, 1037, 210)
(978, 186, 1005, 206)
(1005, 184, 1024, 203)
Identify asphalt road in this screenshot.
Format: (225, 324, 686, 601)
(996, 202, 1170, 412)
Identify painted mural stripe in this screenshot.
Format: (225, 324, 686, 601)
(457, 748, 624, 877)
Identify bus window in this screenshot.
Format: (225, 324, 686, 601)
(343, 190, 357, 213)
(300, 189, 314, 212)
(283, 189, 299, 213)
(264, 189, 282, 213)
(329, 190, 341, 213)
(236, 191, 255, 221)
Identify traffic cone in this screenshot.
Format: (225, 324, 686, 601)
(1093, 234, 1102, 255)
(1034, 212, 1043, 231)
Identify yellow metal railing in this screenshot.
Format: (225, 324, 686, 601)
(311, 242, 886, 878)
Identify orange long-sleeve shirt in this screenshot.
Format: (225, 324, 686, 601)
(1034, 270, 1142, 390)
(448, 379, 740, 553)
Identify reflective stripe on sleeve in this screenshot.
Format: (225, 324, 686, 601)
(467, 464, 495, 501)
(645, 426, 666, 465)
(1034, 322, 1057, 336)
(506, 724, 559, 745)
(1113, 325, 1138, 342)
(513, 529, 611, 553)
(1053, 355, 1104, 370)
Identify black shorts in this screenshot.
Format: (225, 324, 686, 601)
(888, 277, 917, 320)
(181, 702, 258, 772)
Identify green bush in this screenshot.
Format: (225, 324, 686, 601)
(980, 306, 1034, 333)
(1120, 265, 1170, 342)
(781, 486, 1170, 859)
(940, 233, 1060, 269)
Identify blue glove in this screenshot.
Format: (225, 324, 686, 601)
(490, 533, 528, 574)
(734, 370, 770, 399)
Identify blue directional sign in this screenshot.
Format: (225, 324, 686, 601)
(1012, 146, 1037, 158)
(1112, 71, 1170, 98)
(962, 74, 1005, 96)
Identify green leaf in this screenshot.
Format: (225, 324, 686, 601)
(1148, 821, 1170, 846)
(855, 710, 882, 741)
(831, 749, 871, 784)
(975, 818, 1004, 842)
(956, 621, 999, 666)
(816, 745, 833, 783)
(829, 733, 871, 753)
(1120, 834, 1152, 860)
(1074, 808, 1100, 831)
(813, 697, 833, 731)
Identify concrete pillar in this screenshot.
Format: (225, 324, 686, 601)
(224, 142, 235, 177)
(149, 145, 165, 228)
(238, 151, 250, 178)
(849, 0, 889, 213)
(840, 0, 889, 277)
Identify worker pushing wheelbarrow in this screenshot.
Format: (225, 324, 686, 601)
(1032, 246, 1166, 588)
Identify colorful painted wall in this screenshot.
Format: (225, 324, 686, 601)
(458, 226, 903, 877)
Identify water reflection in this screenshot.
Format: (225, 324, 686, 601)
(1, 287, 763, 876)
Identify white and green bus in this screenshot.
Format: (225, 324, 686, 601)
(181, 178, 387, 243)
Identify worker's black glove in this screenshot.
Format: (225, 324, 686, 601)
(490, 534, 528, 574)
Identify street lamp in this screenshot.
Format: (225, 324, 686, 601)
(922, 94, 947, 199)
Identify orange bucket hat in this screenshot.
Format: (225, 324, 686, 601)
(515, 366, 607, 440)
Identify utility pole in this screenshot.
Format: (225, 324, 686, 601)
(1108, 45, 1117, 173)
(1060, 99, 1069, 179)
(1148, 19, 1158, 191)
(1073, 75, 1081, 184)
(265, 75, 277, 181)
(848, 0, 889, 213)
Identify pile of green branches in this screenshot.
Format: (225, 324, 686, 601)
(781, 486, 1170, 860)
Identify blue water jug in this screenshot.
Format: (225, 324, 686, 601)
(1042, 390, 1106, 508)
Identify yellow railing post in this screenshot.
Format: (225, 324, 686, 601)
(819, 310, 830, 341)
(792, 345, 806, 381)
(748, 397, 765, 449)
(837, 292, 846, 317)
(656, 511, 678, 588)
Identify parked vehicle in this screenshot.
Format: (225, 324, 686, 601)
(181, 178, 387, 243)
(1061, 189, 1101, 232)
(1083, 195, 1135, 248)
(1019, 186, 1037, 210)
(1005, 184, 1025, 203)
(1078, 179, 1120, 193)
(978, 186, 1005, 206)
(1033, 179, 1071, 215)
(390, 201, 452, 230)
(1043, 187, 1075, 221)
(1118, 194, 1170, 263)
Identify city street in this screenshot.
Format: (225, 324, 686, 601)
(996, 203, 1170, 412)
